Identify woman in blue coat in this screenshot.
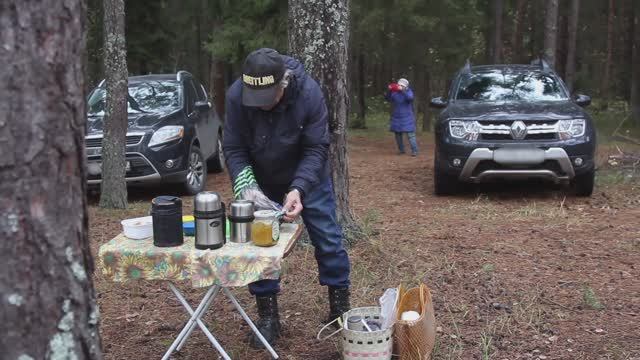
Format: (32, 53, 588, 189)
(385, 78, 418, 156)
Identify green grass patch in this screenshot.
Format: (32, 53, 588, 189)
(482, 263, 495, 274)
(582, 285, 604, 310)
(596, 170, 638, 186)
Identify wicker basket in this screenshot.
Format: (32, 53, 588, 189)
(317, 306, 394, 360)
(394, 283, 436, 360)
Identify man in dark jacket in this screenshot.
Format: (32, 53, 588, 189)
(223, 48, 351, 348)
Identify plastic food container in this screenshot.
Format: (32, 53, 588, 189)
(182, 215, 195, 222)
(183, 221, 195, 236)
(121, 216, 153, 239)
(251, 210, 279, 247)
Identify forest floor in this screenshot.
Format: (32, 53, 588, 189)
(90, 132, 640, 360)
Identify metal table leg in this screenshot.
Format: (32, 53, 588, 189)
(162, 283, 230, 360)
(222, 287, 279, 359)
(175, 287, 218, 352)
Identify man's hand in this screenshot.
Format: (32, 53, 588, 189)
(283, 189, 303, 222)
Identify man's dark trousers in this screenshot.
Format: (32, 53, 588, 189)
(248, 179, 351, 295)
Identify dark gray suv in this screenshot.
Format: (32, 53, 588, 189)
(86, 71, 224, 195)
(430, 60, 596, 196)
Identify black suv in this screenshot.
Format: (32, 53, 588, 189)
(430, 60, 596, 196)
(86, 71, 224, 195)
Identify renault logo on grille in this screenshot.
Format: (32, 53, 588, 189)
(510, 121, 528, 140)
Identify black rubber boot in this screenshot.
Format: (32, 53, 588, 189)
(328, 287, 351, 326)
(249, 294, 281, 349)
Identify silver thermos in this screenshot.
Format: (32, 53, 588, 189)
(194, 192, 226, 250)
(229, 200, 255, 243)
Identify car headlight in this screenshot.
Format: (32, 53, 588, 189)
(449, 120, 480, 140)
(148, 126, 184, 147)
(557, 119, 585, 139)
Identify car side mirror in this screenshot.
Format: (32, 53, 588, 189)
(575, 94, 591, 107)
(430, 97, 447, 109)
(195, 101, 211, 111)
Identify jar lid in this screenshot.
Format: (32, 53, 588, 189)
(254, 210, 277, 220)
(230, 200, 254, 217)
(152, 196, 182, 207)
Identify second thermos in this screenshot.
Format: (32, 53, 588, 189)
(229, 200, 255, 243)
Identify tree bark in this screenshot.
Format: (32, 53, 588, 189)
(601, 0, 615, 99)
(210, 59, 227, 118)
(421, 71, 432, 132)
(511, 0, 527, 63)
(632, 0, 640, 125)
(565, 0, 580, 93)
(208, 12, 226, 118)
(544, 0, 559, 68)
(491, 0, 504, 63)
(99, 0, 128, 209)
(288, 0, 357, 228)
(555, 2, 568, 78)
(353, 43, 366, 129)
(529, 0, 541, 59)
(0, 0, 102, 359)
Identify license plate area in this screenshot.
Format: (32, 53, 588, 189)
(493, 148, 545, 165)
(87, 161, 131, 175)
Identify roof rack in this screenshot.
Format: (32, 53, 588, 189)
(530, 58, 552, 72)
(176, 70, 192, 81)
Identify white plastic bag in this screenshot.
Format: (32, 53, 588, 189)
(379, 287, 399, 330)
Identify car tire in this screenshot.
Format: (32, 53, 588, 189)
(572, 170, 595, 197)
(433, 153, 459, 195)
(207, 135, 225, 173)
(183, 145, 207, 195)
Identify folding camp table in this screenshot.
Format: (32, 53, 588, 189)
(98, 223, 303, 360)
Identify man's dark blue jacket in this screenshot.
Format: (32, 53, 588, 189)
(223, 56, 330, 198)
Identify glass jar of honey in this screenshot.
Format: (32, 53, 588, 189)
(251, 210, 280, 247)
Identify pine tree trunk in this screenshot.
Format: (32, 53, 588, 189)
(356, 44, 366, 128)
(529, 0, 541, 58)
(0, 0, 102, 358)
(632, 1, 640, 126)
(210, 59, 226, 117)
(492, 0, 504, 63)
(209, 15, 226, 117)
(602, 0, 615, 99)
(555, 3, 568, 78)
(511, 0, 527, 63)
(99, 0, 128, 209)
(349, 42, 366, 130)
(421, 71, 432, 132)
(565, 0, 580, 93)
(288, 0, 356, 228)
(544, 0, 559, 68)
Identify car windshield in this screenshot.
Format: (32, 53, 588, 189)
(455, 70, 567, 102)
(87, 80, 181, 115)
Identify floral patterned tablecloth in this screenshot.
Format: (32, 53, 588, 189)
(98, 223, 302, 288)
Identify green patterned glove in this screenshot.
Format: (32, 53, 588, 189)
(233, 166, 258, 199)
(233, 166, 281, 211)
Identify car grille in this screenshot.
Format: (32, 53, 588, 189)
(85, 135, 144, 148)
(477, 120, 558, 141)
(86, 153, 156, 180)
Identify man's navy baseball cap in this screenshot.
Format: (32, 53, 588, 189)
(241, 48, 286, 107)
